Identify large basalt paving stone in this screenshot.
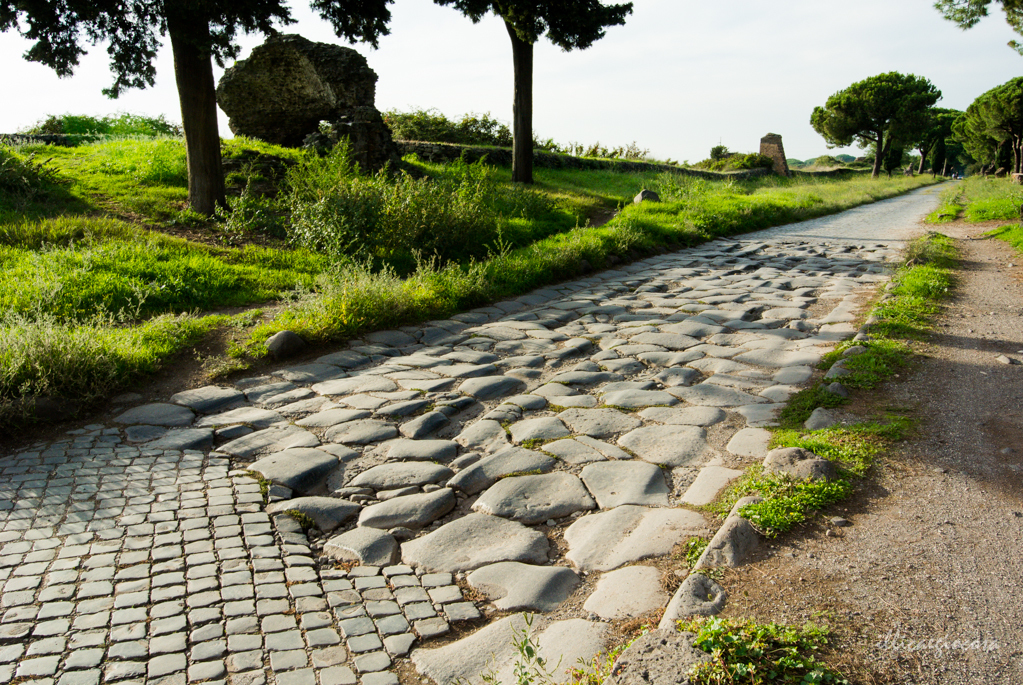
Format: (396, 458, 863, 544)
(399, 411, 449, 439)
(114, 403, 194, 427)
(637, 407, 726, 426)
(220, 425, 320, 458)
(454, 420, 510, 453)
(312, 376, 399, 396)
(358, 488, 456, 530)
(195, 407, 283, 429)
(541, 439, 606, 464)
(458, 376, 527, 401)
(266, 496, 359, 532)
(447, 447, 555, 495)
(325, 419, 398, 445)
(628, 332, 700, 350)
(732, 348, 823, 368)
(316, 350, 370, 368)
(557, 409, 641, 439)
(547, 371, 624, 386)
(170, 385, 245, 413)
(249, 448, 340, 495)
(582, 565, 667, 620)
(401, 514, 549, 573)
(387, 439, 458, 462)
(472, 473, 595, 524)
(296, 408, 372, 428)
(580, 462, 668, 508)
(349, 463, 454, 490)
(509, 417, 570, 444)
(602, 390, 678, 409)
(617, 425, 712, 467)
(667, 384, 768, 407)
(275, 363, 347, 383)
(324, 527, 399, 567)
(466, 563, 580, 612)
(564, 505, 708, 572)
(144, 428, 213, 451)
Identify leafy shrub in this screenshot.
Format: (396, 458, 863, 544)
(0, 145, 64, 206)
(678, 617, 848, 685)
(383, 108, 513, 147)
(285, 141, 500, 268)
(693, 152, 775, 172)
(22, 112, 182, 137)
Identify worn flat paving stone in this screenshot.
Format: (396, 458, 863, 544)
(401, 514, 550, 572)
(467, 562, 580, 612)
(472, 472, 596, 524)
(617, 425, 713, 467)
(582, 565, 668, 620)
(580, 461, 669, 508)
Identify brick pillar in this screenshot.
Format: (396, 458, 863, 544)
(760, 133, 790, 177)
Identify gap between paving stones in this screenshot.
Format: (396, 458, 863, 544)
(0, 236, 899, 685)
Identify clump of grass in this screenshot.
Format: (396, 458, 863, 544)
(682, 537, 709, 568)
(778, 385, 847, 428)
(986, 223, 1023, 253)
(678, 617, 849, 685)
(926, 184, 963, 223)
(0, 145, 65, 209)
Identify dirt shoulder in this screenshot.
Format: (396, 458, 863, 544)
(718, 221, 1023, 685)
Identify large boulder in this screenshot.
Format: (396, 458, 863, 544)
(216, 34, 399, 170)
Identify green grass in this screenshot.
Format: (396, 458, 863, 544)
(927, 176, 1022, 223)
(677, 617, 848, 685)
(986, 223, 1023, 253)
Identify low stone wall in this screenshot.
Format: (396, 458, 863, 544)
(0, 133, 96, 147)
(395, 141, 774, 180)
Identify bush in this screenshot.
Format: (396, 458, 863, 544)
(383, 108, 513, 147)
(285, 142, 500, 269)
(693, 152, 774, 172)
(0, 145, 64, 206)
(22, 112, 183, 137)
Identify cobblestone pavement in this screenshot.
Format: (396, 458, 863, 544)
(0, 228, 916, 685)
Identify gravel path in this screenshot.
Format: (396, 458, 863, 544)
(721, 221, 1023, 684)
(0, 189, 951, 685)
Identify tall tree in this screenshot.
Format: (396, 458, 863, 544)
(0, 0, 393, 215)
(810, 72, 941, 179)
(433, 0, 632, 184)
(953, 77, 1023, 173)
(935, 0, 1023, 54)
(913, 108, 961, 173)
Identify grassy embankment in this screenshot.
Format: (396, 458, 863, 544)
(1, 136, 939, 424)
(927, 175, 1023, 252)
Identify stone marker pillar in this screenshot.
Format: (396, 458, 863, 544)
(759, 133, 790, 177)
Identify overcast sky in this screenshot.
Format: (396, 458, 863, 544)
(2, 0, 1021, 162)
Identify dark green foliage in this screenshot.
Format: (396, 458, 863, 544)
(22, 113, 183, 137)
(953, 77, 1023, 173)
(709, 144, 731, 161)
(935, 0, 1023, 54)
(913, 108, 960, 172)
(0, 145, 64, 208)
(679, 617, 849, 684)
(383, 109, 513, 147)
(810, 72, 941, 178)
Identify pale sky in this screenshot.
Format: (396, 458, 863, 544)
(2, 0, 1021, 162)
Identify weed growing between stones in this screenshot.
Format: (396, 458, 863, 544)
(676, 617, 849, 685)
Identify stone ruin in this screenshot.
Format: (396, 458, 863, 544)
(759, 133, 790, 176)
(216, 33, 400, 172)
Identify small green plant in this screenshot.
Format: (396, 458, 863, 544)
(683, 537, 709, 568)
(285, 510, 317, 531)
(0, 146, 64, 207)
(245, 471, 273, 503)
(678, 617, 849, 684)
(481, 615, 561, 685)
(569, 626, 651, 685)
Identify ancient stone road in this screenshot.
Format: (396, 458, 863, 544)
(0, 187, 941, 685)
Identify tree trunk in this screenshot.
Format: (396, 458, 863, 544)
(506, 21, 534, 185)
(167, 11, 226, 216)
(942, 159, 949, 177)
(871, 130, 885, 179)
(917, 146, 927, 174)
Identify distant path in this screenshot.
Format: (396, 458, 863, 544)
(745, 183, 946, 244)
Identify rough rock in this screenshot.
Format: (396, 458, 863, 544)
(170, 386, 244, 414)
(638, 407, 726, 426)
(220, 425, 320, 458)
(401, 514, 549, 572)
(358, 489, 456, 530)
(399, 411, 449, 439)
(565, 505, 708, 572)
(694, 496, 762, 569)
(762, 447, 837, 481)
(472, 472, 595, 524)
(602, 390, 678, 409)
(326, 419, 399, 445)
(580, 462, 669, 508)
(458, 376, 527, 401)
(604, 629, 711, 685)
(582, 565, 667, 620)
(466, 563, 580, 612)
(541, 439, 607, 465)
(324, 527, 399, 567)
(387, 439, 458, 462)
(509, 417, 571, 444)
(658, 574, 727, 629)
(265, 330, 308, 359)
(804, 407, 839, 430)
(265, 496, 359, 532)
